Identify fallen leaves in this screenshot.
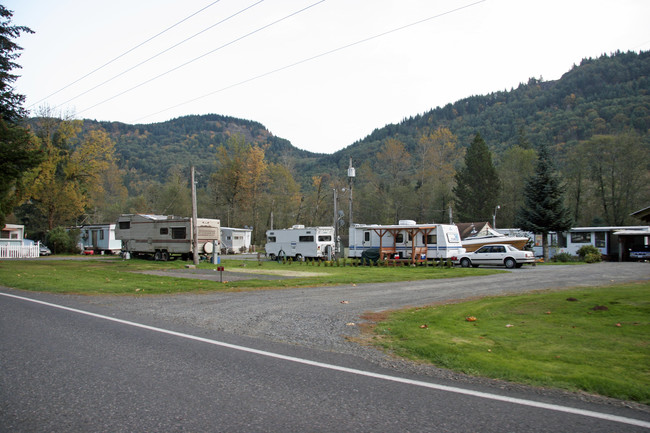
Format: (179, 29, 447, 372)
(465, 316, 477, 322)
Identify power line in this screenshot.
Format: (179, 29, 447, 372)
(55, 0, 265, 109)
(27, 0, 223, 108)
(135, 0, 486, 122)
(75, 0, 326, 116)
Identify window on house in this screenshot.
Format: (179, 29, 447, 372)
(119, 221, 130, 229)
(99, 231, 105, 240)
(570, 232, 591, 243)
(595, 232, 606, 248)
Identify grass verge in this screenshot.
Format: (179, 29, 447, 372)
(0, 258, 502, 295)
(369, 281, 650, 403)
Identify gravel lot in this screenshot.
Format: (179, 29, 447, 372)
(79, 262, 650, 351)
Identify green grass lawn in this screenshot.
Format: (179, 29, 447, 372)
(0, 257, 502, 295)
(370, 282, 650, 403)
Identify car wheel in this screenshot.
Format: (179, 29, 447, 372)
(460, 258, 471, 268)
(505, 257, 516, 269)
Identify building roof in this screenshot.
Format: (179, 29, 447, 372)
(631, 205, 650, 223)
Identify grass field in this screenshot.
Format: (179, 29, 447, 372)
(370, 282, 650, 403)
(0, 257, 501, 294)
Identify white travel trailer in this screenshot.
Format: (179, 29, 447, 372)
(79, 223, 122, 254)
(221, 227, 252, 254)
(349, 220, 465, 262)
(115, 214, 220, 261)
(265, 225, 335, 260)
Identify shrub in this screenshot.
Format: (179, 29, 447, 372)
(577, 245, 601, 261)
(584, 252, 602, 263)
(552, 252, 575, 263)
(46, 226, 80, 254)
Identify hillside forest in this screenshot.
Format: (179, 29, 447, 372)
(9, 50, 650, 246)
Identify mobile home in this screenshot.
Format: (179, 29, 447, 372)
(79, 223, 122, 254)
(115, 214, 220, 261)
(349, 220, 465, 262)
(221, 227, 252, 254)
(265, 225, 335, 260)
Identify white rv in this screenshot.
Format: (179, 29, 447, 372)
(221, 227, 252, 254)
(79, 223, 122, 254)
(115, 214, 220, 261)
(349, 220, 465, 261)
(265, 225, 335, 260)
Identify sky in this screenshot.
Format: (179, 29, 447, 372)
(5, 0, 650, 154)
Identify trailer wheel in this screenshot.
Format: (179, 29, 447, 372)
(268, 253, 276, 261)
(161, 251, 169, 261)
(154, 250, 162, 261)
(295, 254, 303, 262)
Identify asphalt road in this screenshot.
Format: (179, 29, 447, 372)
(1, 262, 649, 432)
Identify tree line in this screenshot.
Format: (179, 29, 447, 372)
(1, 7, 648, 248)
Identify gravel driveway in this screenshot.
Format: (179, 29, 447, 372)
(77, 262, 649, 355)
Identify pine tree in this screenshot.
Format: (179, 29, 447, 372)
(0, 6, 41, 226)
(453, 133, 500, 222)
(515, 143, 572, 261)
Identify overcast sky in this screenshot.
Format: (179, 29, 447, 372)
(6, 0, 650, 154)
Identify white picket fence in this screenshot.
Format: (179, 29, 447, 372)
(0, 244, 40, 259)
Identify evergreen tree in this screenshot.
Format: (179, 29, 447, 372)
(453, 133, 500, 222)
(0, 6, 41, 226)
(515, 143, 572, 261)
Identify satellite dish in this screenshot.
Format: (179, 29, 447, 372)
(338, 210, 344, 218)
(338, 219, 345, 227)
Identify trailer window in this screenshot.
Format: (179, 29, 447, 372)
(267, 236, 276, 242)
(318, 235, 332, 242)
(118, 221, 130, 229)
(446, 232, 460, 243)
(171, 227, 186, 239)
(160, 228, 168, 235)
(426, 234, 437, 245)
(570, 232, 591, 243)
(299, 235, 314, 242)
(364, 232, 370, 242)
(395, 234, 404, 243)
(99, 231, 105, 240)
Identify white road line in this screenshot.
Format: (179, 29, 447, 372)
(2, 291, 649, 429)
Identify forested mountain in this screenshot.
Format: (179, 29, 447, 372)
(18, 50, 650, 243)
(81, 114, 323, 187)
(326, 50, 650, 170)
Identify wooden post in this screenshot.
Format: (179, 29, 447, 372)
(191, 166, 199, 266)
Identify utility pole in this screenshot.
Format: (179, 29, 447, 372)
(348, 158, 355, 227)
(191, 166, 199, 265)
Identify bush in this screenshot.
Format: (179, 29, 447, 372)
(577, 245, 602, 261)
(46, 226, 80, 254)
(552, 252, 575, 263)
(584, 252, 602, 263)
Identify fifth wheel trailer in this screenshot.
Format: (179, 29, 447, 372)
(115, 214, 220, 261)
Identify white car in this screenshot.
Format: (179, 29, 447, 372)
(453, 244, 535, 269)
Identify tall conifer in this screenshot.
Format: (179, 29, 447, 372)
(453, 133, 500, 222)
(515, 143, 572, 260)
